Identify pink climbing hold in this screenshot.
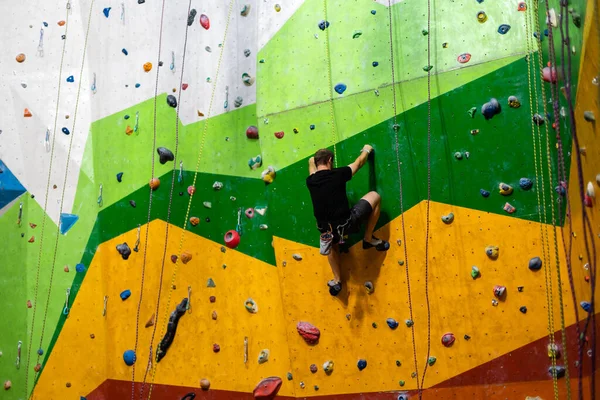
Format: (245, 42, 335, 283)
(245, 208, 255, 218)
(253, 377, 282, 399)
(200, 14, 210, 30)
(297, 321, 320, 344)
(542, 66, 557, 83)
(457, 53, 471, 64)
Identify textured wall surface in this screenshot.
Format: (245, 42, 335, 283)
(0, 0, 598, 399)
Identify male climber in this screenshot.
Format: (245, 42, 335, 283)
(306, 146, 389, 296)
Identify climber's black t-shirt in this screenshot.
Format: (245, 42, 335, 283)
(306, 166, 353, 227)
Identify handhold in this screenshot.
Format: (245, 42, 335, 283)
(143, 62, 152, 72)
(546, 9, 558, 28)
(145, 314, 155, 328)
(387, 318, 399, 330)
(503, 202, 516, 214)
(246, 125, 259, 139)
(240, 5, 250, 16)
(259, 224, 268, 230)
(242, 72, 254, 86)
(58, 20, 66, 26)
(258, 349, 270, 364)
(498, 183, 513, 195)
(274, 131, 284, 139)
(519, 178, 533, 190)
(149, 178, 160, 190)
(357, 359, 367, 371)
(372, 61, 379, 67)
(318, 20, 330, 31)
(156, 298, 188, 362)
(129, 200, 137, 208)
(75, 263, 85, 273)
(471, 266, 480, 279)
(498, 24, 511, 34)
(202, 201, 212, 209)
(211, 310, 217, 320)
(309, 364, 318, 373)
(3, 381, 10, 390)
(480, 189, 490, 197)
(122, 48, 128, 56)
(199, 14, 210, 30)
(476, 11, 487, 23)
(66, 75, 74, 83)
(580, 301, 592, 312)
(210, 296, 216, 303)
(200, 379, 210, 390)
(481, 98, 501, 119)
(253, 377, 282, 399)
(517, 2, 527, 11)
(245, 298, 258, 313)
(486, 245, 499, 259)
(584, 111, 596, 122)
(261, 166, 276, 184)
(116, 172, 123, 182)
(116, 243, 132, 260)
(224, 230, 241, 249)
(120, 290, 131, 300)
(454, 152, 463, 160)
(457, 53, 471, 64)
(572, 12, 582, 27)
(206, 278, 216, 288)
(334, 83, 347, 94)
(322, 360, 334, 374)
(468, 107, 477, 118)
(364, 281, 374, 294)
(274, 4, 281, 11)
(64, 265, 69, 272)
(352, 30, 362, 39)
(292, 253, 302, 261)
(508, 96, 521, 108)
(555, 184, 566, 196)
(16, 53, 26, 63)
(212, 343, 220, 353)
(212, 181, 223, 191)
(102, 7, 111, 17)
(62, 127, 70, 135)
(297, 321, 320, 344)
(234, 96, 243, 107)
(519, 306, 527, 313)
(166, 95, 177, 108)
(157, 147, 175, 164)
(548, 365, 566, 378)
(441, 333, 455, 347)
(441, 212, 454, 224)
(27, 300, 32, 308)
(34, 363, 41, 372)
(493, 285, 507, 299)
(423, 65, 433, 72)
(182, 83, 189, 90)
(187, 186, 196, 195)
(181, 251, 192, 264)
(542, 66, 557, 83)
(24, 108, 32, 117)
(587, 182, 595, 198)
(189, 217, 200, 226)
(123, 350, 136, 366)
(248, 155, 262, 170)
(529, 257, 542, 271)
(405, 319, 414, 327)
(427, 356, 437, 366)
(28, 236, 34, 243)
(533, 113, 545, 125)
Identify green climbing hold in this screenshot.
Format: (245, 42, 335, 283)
(399, 380, 405, 387)
(427, 356, 437, 366)
(398, 260, 405, 266)
(422, 29, 428, 35)
(471, 266, 480, 279)
(423, 65, 433, 72)
(352, 30, 362, 39)
(405, 319, 414, 327)
(207, 278, 216, 288)
(468, 107, 477, 118)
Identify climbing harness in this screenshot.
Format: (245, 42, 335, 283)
(322, 0, 338, 166)
(37, 29, 44, 57)
(143, 2, 236, 399)
(16, 341, 22, 369)
(103, 295, 108, 317)
(17, 202, 23, 227)
(62, 288, 71, 316)
(97, 184, 103, 207)
(386, 0, 421, 393)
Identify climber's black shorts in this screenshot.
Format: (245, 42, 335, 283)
(317, 200, 373, 254)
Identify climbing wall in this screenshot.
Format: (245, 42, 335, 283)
(0, 0, 598, 399)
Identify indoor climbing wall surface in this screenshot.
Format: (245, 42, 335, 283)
(0, 0, 598, 399)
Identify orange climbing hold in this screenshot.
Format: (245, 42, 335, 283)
(181, 251, 193, 264)
(149, 178, 160, 190)
(190, 217, 200, 226)
(24, 108, 32, 117)
(197, 111, 204, 117)
(28, 236, 35, 243)
(58, 20, 66, 26)
(143, 62, 152, 72)
(15, 53, 26, 63)
(125, 126, 133, 135)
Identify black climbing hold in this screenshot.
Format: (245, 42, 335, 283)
(310, 124, 315, 130)
(529, 257, 542, 271)
(167, 95, 177, 108)
(480, 189, 490, 197)
(572, 12, 582, 28)
(519, 306, 527, 314)
(519, 178, 533, 190)
(116, 172, 123, 182)
(124, 114, 130, 120)
(396, 360, 401, 366)
(518, 286, 524, 292)
(464, 334, 471, 340)
(481, 98, 501, 119)
(157, 147, 175, 164)
(129, 200, 136, 208)
(138, 0, 145, 3)
(371, 10, 376, 15)
(549, 365, 566, 378)
(188, 9, 197, 26)
(156, 298, 188, 362)
(318, 20, 330, 30)
(181, 393, 196, 400)
(116, 243, 132, 260)
(62, 127, 70, 135)
(158, 61, 163, 67)
(357, 359, 367, 371)
(533, 113, 545, 125)
(205, 217, 210, 223)
(372, 61, 379, 67)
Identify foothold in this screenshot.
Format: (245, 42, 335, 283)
(334, 83, 347, 94)
(441, 212, 454, 224)
(34, 363, 41, 372)
(372, 61, 379, 67)
(318, 20, 330, 30)
(212, 343, 220, 353)
(116, 172, 123, 182)
(253, 376, 282, 399)
(542, 66, 557, 83)
(258, 349, 270, 364)
(498, 183, 513, 196)
(66, 75, 74, 83)
(156, 298, 188, 362)
(149, 178, 160, 191)
(274, 4, 281, 12)
(28, 236, 35, 243)
(476, 11, 487, 23)
(399, 380, 405, 387)
(62, 127, 70, 135)
(199, 14, 210, 30)
(207, 278, 216, 288)
(274, 131, 284, 139)
(224, 230, 241, 249)
(122, 48, 128, 56)
(261, 166, 276, 184)
(396, 360, 401, 366)
(480, 189, 490, 197)
(517, 2, 527, 11)
(145, 314, 155, 328)
(503, 202, 516, 214)
(203, 202, 212, 209)
(309, 364, 318, 373)
(457, 53, 471, 64)
(244, 49, 251, 57)
(364, 281, 374, 294)
(464, 335, 471, 340)
(75, 263, 85, 273)
(200, 379, 210, 390)
(533, 113, 545, 125)
(180, 251, 192, 264)
(296, 321, 321, 344)
(182, 83, 189, 90)
(549, 365, 566, 378)
(16, 53, 26, 63)
(357, 359, 367, 371)
(27, 300, 32, 308)
(493, 285, 507, 299)
(190, 217, 200, 226)
(323, 360, 334, 374)
(520, 306, 528, 314)
(116, 243, 132, 260)
(143, 62, 152, 72)
(486, 245, 499, 260)
(246, 125, 259, 139)
(209, 296, 216, 303)
(188, 186, 196, 195)
(123, 350, 136, 366)
(372, 322, 378, 328)
(405, 320, 414, 327)
(427, 356, 437, 366)
(454, 152, 463, 160)
(245, 298, 258, 313)
(508, 96, 521, 108)
(529, 257, 542, 271)
(248, 155, 262, 170)
(441, 333, 455, 347)
(352, 30, 362, 39)
(166, 95, 177, 108)
(120, 290, 132, 300)
(497, 24, 511, 34)
(398, 260, 405, 266)
(129, 200, 137, 208)
(584, 111, 596, 122)
(157, 147, 175, 164)
(481, 98, 501, 119)
(387, 318, 399, 330)
(471, 266, 480, 279)
(580, 301, 592, 312)
(468, 107, 477, 118)
(240, 5, 250, 16)
(519, 178, 533, 190)
(64, 265, 70, 272)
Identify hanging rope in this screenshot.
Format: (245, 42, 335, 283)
(387, 0, 420, 391)
(322, 0, 338, 167)
(143, 2, 235, 399)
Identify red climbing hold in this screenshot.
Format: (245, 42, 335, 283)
(28, 236, 35, 243)
(253, 377, 282, 400)
(199, 14, 210, 30)
(246, 125, 259, 139)
(297, 321, 320, 344)
(274, 131, 284, 139)
(182, 83, 189, 90)
(493, 285, 507, 299)
(170, 255, 178, 263)
(441, 332, 455, 347)
(27, 300, 32, 308)
(542, 66, 557, 83)
(212, 343, 220, 353)
(457, 53, 471, 64)
(584, 194, 593, 207)
(224, 230, 240, 249)
(29, 223, 37, 229)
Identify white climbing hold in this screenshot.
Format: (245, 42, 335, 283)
(255, 207, 267, 216)
(203, 201, 212, 208)
(587, 182, 595, 198)
(292, 254, 302, 261)
(212, 181, 223, 190)
(546, 9, 558, 27)
(259, 224, 268, 230)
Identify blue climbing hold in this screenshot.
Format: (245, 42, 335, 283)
(116, 172, 123, 182)
(498, 24, 511, 34)
(371, 10, 376, 15)
(120, 290, 132, 301)
(43, 22, 48, 27)
(372, 61, 379, 67)
(124, 114, 130, 120)
(66, 75, 74, 83)
(476, 0, 484, 3)
(310, 124, 315, 130)
(580, 301, 592, 312)
(528, 257, 542, 271)
(334, 83, 347, 94)
(122, 48, 128, 56)
(103, 7, 111, 18)
(135, 83, 141, 88)
(480, 189, 490, 197)
(481, 98, 501, 120)
(357, 359, 367, 371)
(75, 263, 86, 273)
(37, 348, 43, 356)
(62, 127, 70, 135)
(544, 29, 548, 37)
(386, 318, 399, 330)
(59, 213, 79, 234)
(318, 20, 330, 30)
(533, 32, 544, 42)
(519, 178, 533, 190)
(123, 350, 136, 366)
(555, 185, 566, 196)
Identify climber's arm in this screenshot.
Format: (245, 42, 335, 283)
(349, 145, 373, 176)
(308, 157, 317, 175)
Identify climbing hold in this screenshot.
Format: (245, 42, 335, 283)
(211, 310, 217, 320)
(189, 217, 200, 227)
(64, 265, 69, 272)
(224, 230, 241, 249)
(157, 147, 175, 164)
(503, 202, 516, 214)
(258, 349, 270, 364)
(486, 245, 499, 259)
(364, 281, 374, 294)
(547, 343, 560, 359)
(143, 62, 152, 72)
(423, 65, 433, 72)
(454, 152, 463, 160)
(212, 343, 220, 353)
(396, 360, 402, 367)
(480, 189, 490, 197)
(200, 379, 210, 390)
(441, 212, 454, 224)
(3, 381, 10, 390)
(352, 30, 362, 39)
(34, 363, 41, 372)
(387, 318, 399, 330)
(261, 166, 276, 184)
(468, 107, 477, 118)
(122, 48, 128, 56)
(145, 314, 155, 328)
(533, 113, 545, 125)
(116, 172, 123, 182)
(457, 53, 471, 64)
(156, 298, 188, 362)
(180, 251, 192, 264)
(441, 333, 455, 347)
(240, 5, 250, 16)
(129, 200, 137, 208)
(123, 350, 136, 366)
(529, 257, 542, 271)
(555, 184, 566, 196)
(508, 96, 521, 108)
(207, 278, 216, 288)
(471, 266, 480, 279)
(334, 83, 347, 94)
(481, 98, 501, 119)
(58, 20, 66, 26)
(318, 20, 330, 31)
(212, 181, 223, 190)
(372, 61, 379, 67)
(587, 182, 595, 198)
(464, 335, 471, 340)
(62, 127, 70, 135)
(26, 300, 32, 308)
(116, 243, 131, 260)
(427, 356, 437, 366)
(580, 301, 592, 312)
(23, 108, 32, 117)
(405, 320, 414, 327)
(202, 201, 212, 209)
(248, 155, 262, 170)
(187, 186, 196, 195)
(399, 381, 405, 387)
(310, 124, 316, 130)
(232, 96, 243, 108)
(323, 361, 334, 374)
(297, 321, 320, 344)
(274, 4, 281, 12)
(182, 83, 189, 90)
(519, 178, 533, 190)
(357, 359, 367, 371)
(199, 14, 210, 30)
(253, 376, 282, 399)
(243, 49, 251, 58)
(149, 178, 160, 191)
(493, 285, 507, 299)
(274, 131, 284, 139)
(28, 236, 35, 243)
(572, 12, 582, 27)
(517, 2, 527, 11)
(16, 53, 26, 63)
(260, 224, 268, 230)
(548, 365, 566, 378)
(309, 364, 318, 373)
(497, 24, 511, 34)
(75, 263, 85, 273)
(102, 7, 111, 17)
(546, 9, 558, 27)
(542, 66, 557, 83)
(242, 72, 254, 86)
(166, 95, 177, 108)
(245, 298, 258, 313)
(120, 290, 131, 300)
(584, 111, 596, 122)
(520, 306, 528, 314)
(66, 75, 74, 83)
(498, 183, 513, 196)
(246, 125, 259, 139)
(209, 296, 216, 303)
(476, 11, 487, 23)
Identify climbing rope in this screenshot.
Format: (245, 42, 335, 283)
(131, 0, 168, 397)
(24, 2, 72, 397)
(143, 2, 235, 399)
(419, 0, 433, 394)
(322, 0, 338, 166)
(386, 0, 420, 392)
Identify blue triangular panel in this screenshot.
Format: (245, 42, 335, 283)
(59, 213, 79, 235)
(0, 160, 26, 209)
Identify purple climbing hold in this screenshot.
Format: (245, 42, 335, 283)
(116, 243, 132, 260)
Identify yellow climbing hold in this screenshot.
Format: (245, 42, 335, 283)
(498, 183, 513, 196)
(274, 4, 281, 12)
(143, 62, 152, 72)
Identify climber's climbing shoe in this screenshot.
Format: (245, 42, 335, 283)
(362, 237, 390, 251)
